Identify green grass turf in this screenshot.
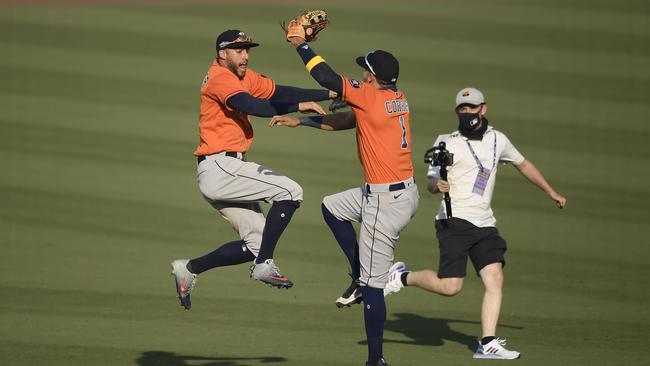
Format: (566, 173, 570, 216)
(1, 1, 649, 365)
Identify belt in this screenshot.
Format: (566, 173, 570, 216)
(366, 182, 405, 194)
(365, 176, 416, 194)
(197, 152, 242, 164)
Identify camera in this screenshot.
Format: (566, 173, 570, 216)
(424, 141, 454, 167)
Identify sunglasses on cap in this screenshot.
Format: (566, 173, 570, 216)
(218, 32, 254, 49)
(364, 51, 377, 76)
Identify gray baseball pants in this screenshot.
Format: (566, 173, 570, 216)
(323, 177, 419, 288)
(196, 152, 303, 256)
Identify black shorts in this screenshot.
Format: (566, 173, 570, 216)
(436, 218, 507, 278)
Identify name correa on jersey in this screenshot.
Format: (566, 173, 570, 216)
(385, 99, 409, 114)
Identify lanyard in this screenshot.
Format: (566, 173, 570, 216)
(464, 131, 497, 173)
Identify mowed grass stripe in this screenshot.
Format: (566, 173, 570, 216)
(530, 0, 650, 14)
(0, 42, 206, 86)
(0, 65, 195, 111)
(348, 1, 650, 38)
(0, 17, 205, 61)
(1, 184, 208, 244)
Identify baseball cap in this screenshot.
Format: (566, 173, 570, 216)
(216, 30, 259, 51)
(455, 87, 485, 107)
(355, 50, 399, 84)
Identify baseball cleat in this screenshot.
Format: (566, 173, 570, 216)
(383, 261, 408, 296)
(473, 338, 521, 359)
(250, 259, 293, 288)
(365, 357, 390, 366)
(336, 275, 362, 308)
(171, 259, 197, 310)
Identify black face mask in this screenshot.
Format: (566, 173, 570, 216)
(457, 112, 488, 140)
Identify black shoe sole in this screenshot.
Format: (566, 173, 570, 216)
(255, 279, 294, 289)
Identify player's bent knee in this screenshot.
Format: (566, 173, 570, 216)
(322, 195, 337, 214)
(283, 180, 303, 202)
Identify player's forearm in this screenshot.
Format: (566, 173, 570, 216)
(515, 160, 558, 196)
(294, 43, 343, 94)
(271, 85, 330, 103)
(228, 92, 298, 117)
(300, 111, 356, 131)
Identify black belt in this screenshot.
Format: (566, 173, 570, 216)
(365, 182, 406, 194)
(197, 152, 240, 164)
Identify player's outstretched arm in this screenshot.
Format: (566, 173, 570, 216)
(269, 111, 356, 131)
(287, 37, 343, 95)
(271, 85, 337, 103)
(227, 92, 325, 117)
(514, 159, 567, 208)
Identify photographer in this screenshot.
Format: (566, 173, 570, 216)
(384, 87, 566, 359)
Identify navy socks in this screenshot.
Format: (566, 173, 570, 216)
(188, 240, 255, 274)
(255, 200, 300, 264)
(321, 203, 361, 278)
(360, 286, 386, 364)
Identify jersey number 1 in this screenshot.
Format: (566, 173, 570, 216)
(398, 115, 408, 149)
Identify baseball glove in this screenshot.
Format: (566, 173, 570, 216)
(281, 10, 329, 42)
(328, 97, 348, 113)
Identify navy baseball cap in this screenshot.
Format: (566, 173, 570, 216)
(355, 50, 399, 84)
(216, 30, 259, 51)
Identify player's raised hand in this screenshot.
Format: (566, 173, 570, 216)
(298, 101, 326, 115)
(269, 115, 300, 128)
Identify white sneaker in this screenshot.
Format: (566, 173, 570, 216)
(473, 338, 521, 359)
(384, 261, 409, 296)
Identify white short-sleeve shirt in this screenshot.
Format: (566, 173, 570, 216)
(427, 126, 525, 227)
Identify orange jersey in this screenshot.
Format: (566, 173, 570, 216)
(194, 61, 276, 156)
(341, 76, 413, 184)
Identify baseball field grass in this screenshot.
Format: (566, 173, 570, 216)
(1, 0, 649, 365)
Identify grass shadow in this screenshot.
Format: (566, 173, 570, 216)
(359, 313, 523, 352)
(136, 351, 287, 366)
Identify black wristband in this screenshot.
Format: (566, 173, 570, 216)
(299, 116, 324, 128)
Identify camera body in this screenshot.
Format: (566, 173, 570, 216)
(424, 141, 454, 167)
(424, 141, 455, 218)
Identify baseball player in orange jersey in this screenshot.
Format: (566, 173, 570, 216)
(269, 35, 419, 366)
(171, 30, 337, 310)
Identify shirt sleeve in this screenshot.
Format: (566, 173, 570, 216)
(498, 131, 525, 165)
(244, 69, 276, 99)
(341, 76, 373, 109)
(202, 69, 247, 112)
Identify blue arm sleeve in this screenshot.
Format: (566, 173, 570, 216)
(271, 85, 330, 103)
(227, 92, 298, 117)
(295, 43, 343, 95)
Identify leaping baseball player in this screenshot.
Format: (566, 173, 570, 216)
(170, 29, 337, 310)
(270, 12, 418, 366)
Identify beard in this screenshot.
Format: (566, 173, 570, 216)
(225, 59, 247, 79)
